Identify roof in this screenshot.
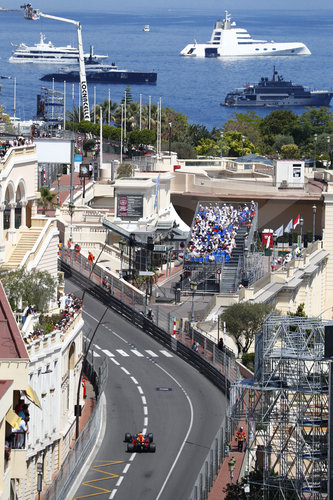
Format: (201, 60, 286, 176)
(0, 380, 13, 399)
(235, 154, 273, 166)
(0, 282, 29, 360)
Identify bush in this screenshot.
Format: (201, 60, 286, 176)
(242, 352, 255, 371)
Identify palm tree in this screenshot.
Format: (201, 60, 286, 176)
(37, 187, 56, 214)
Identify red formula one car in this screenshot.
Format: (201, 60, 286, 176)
(124, 432, 156, 453)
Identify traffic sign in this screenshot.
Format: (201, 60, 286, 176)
(216, 268, 221, 275)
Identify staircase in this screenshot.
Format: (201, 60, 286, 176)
(220, 224, 248, 293)
(4, 229, 43, 269)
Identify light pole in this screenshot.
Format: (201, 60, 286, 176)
(327, 136, 331, 170)
(57, 172, 62, 205)
(68, 202, 75, 240)
(241, 135, 245, 157)
(313, 133, 318, 171)
(169, 122, 172, 156)
(312, 204, 317, 242)
(220, 131, 223, 159)
(300, 216, 304, 250)
(119, 238, 126, 279)
(190, 280, 197, 322)
(37, 459, 43, 500)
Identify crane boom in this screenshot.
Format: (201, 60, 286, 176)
(22, 4, 90, 121)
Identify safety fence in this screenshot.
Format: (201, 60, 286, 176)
(43, 357, 108, 500)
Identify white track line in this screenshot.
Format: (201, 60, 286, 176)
(129, 453, 136, 462)
(116, 349, 129, 357)
(141, 396, 147, 405)
(131, 376, 138, 384)
(122, 463, 131, 474)
(121, 367, 130, 375)
(111, 358, 120, 366)
(145, 350, 158, 357)
(115, 476, 124, 487)
(137, 386, 143, 395)
(131, 349, 144, 357)
(102, 349, 114, 357)
(109, 489, 117, 499)
(143, 406, 148, 415)
(160, 350, 173, 357)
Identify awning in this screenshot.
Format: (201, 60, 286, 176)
(6, 408, 22, 430)
(24, 385, 42, 410)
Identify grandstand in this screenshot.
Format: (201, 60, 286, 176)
(181, 201, 264, 293)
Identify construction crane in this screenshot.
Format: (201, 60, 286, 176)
(21, 4, 90, 121)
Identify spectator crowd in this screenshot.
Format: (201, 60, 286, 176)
(185, 201, 256, 264)
(0, 136, 34, 158)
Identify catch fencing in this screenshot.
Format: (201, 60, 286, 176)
(42, 357, 108, 500)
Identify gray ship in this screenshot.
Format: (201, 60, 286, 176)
(223, 68, 333, 107)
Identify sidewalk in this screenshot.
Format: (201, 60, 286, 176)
(208, 423, 248, 500)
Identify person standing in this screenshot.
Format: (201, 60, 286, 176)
(228, 456, 236, 483)
(235, 426, 246, 452)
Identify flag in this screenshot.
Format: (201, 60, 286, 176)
(154, 174, 160, 211)
(274, 224, 284, 238)
(285, 218, 293, 233)
(293, 214, 300, 229)
(266, 235, 272, 249)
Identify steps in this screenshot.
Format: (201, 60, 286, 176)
(220, 224, 248, 293)
(4, 229, 43, 269)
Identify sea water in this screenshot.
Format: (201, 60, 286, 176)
(0, 8, 332, 130)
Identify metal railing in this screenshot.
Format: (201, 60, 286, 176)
(42, 357, 107, 500)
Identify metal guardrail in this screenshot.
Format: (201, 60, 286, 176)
(42, 357, 107, 500)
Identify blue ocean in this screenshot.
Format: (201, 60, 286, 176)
(0, 9, 333, 129)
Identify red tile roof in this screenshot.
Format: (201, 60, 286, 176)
(0, 282, 29, 359)
(0, 380, 13, 399)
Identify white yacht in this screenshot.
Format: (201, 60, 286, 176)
(9, 32, 108, 64)
(180, 11, 311, 57)
(143, 25, 150, 32)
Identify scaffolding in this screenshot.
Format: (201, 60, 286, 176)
(37, 87, 64, 123)
(232, 315, 328, 499)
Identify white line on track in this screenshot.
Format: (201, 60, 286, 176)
(102, 349, 114, 357)
(154, 364, 194, 500)
(115, 476, 124, 487)
(110, 358, 120, 366)
(121, 367, 130, 375)
(122, 463, 131, 474)
(131, 349, 144, 357)
(83, 311, 128, 343)
(129, 453, 136, 462)
(143, 406, 148, 415)
(144, 416, 148, 427)
(116, 349, 129, 357)
(109, 489, 117, 499)
(141, 395, 147, 405)
(145, 350, 158, 357)
(142, 427, 147, 434)
(160, 350, 173, 357)
(137, 386, 143, 395)
(130, 376, 138, 384)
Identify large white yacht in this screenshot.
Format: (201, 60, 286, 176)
(180, 11, 311, 57)
(9, 33, 107, 64)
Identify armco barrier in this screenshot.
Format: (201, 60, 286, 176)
(60, 259, 231, 396)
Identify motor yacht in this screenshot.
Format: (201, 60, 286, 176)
(180, 11, 311, 57)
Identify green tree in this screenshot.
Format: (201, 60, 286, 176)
(37, 186, 57, 213)
(273, 134, 294, 153)
(224, 469, 264, 499)
(0, 268, 56, 313)
(116, 163, 133, 178)
(259, 110, 301, 146)
(170, 141, 196, 159)
(280, 144, 300, 159)
(187, 124, 212, 147)
(195, 138, 220, 156)
(220, 302, 272, 356)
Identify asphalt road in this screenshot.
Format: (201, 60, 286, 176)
(69, 281, 227, 500)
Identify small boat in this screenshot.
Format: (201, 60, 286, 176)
(180, 11, 311, 57)
(143, 25, 150, 32)
(9, 32, 107, 64)
(222, 67, 333, 107)
(40, 58, 157, 85)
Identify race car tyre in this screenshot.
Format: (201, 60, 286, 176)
(127, 443, 135, 452)
(147, 433, 153, 442)
(149, 443, 156, 453)
(124, 433, 131, 442)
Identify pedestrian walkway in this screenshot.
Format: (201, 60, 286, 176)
(208, 422, 247, 500)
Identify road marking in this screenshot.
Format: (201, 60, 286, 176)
(144, 416, 148, 427)
(116, 349, 129, 357)
(92, 351, 101, 358)
(143, 427, 147, 434)
(129, 453, 136, 462)
(131, 349, 144, 357)
(137, 386, 143, 395)
(83, 311, 128, 343)
(102, 349, 114, 357)
(115, 476, 124, 487)
(121, 367, 130, 375)
(160, 350, 173, 357)
(95, 344, 101, 350)
(143, 406, 148, 415)
(141, 395, 147, 405)
(109, 490, 117, 499)
(145, 350, 158, 357)
(130, 376, 138, 384)
(111, 358, 120, 366)
(122, 463, 130, 474)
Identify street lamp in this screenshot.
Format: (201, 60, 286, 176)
(241, 135, 245, 157)
(119, 238, 126, 279)
(190, 280, 197, 322)
(57, 172, 62, 205)
(327, 136, 331, 170)
(220, 131, 224, 159)
(299, 216, 304, 250)
(68, 202, 75, 240)
(37, 460, 43, 500)
(313, 133, 318, 171)
(168, 122, 172, 156)
(312, 204, 317, 242)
